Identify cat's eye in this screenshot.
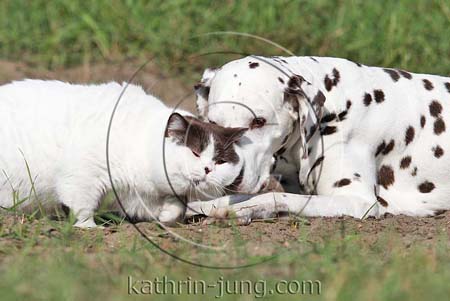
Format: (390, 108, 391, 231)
(209, 120, 217, 125)
(216, 159, 226, 165)
(192, 150, 200, 157)
(250, 117, 266, 129)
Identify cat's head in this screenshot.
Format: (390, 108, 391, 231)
(164, 113, 247, 200)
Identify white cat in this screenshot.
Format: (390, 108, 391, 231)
(0, 80, 247, 227)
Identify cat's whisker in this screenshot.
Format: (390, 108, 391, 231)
(209, 180, 226, 199)
(208, 175, 243, 195)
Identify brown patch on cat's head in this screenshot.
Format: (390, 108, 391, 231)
(166, 113, 247, 164)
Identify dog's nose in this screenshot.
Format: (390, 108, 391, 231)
(204, 167, 211, 174)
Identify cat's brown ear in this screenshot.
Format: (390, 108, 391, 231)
(165, 113, 188, 142)
(225, 127, 248, 143)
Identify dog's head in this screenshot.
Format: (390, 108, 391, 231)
(195, 56, 326, 193)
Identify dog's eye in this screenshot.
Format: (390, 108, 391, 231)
(216, 159, 226, 165)
(209, 120, 217, 125)
(192, 150, 200, 157)
(250, 117, 266, 129)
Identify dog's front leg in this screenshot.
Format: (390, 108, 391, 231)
(185, 192, 379, 224)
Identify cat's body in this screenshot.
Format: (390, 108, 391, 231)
(0, 80, 246, 227)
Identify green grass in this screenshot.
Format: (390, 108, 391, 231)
(1, 1, 450, 300)
(1, 214, 450, 301)
(0, 0, 449, 76)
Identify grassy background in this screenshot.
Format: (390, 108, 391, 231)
(2, 215, 450, 301)
(1, 1, 450, 300)
(0, 0, 449, 75)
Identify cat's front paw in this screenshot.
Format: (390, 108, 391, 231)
(158, 210, 182, 226)
(74, 217, 98, 228)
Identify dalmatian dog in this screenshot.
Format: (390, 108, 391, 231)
(185, 55, 450, 224)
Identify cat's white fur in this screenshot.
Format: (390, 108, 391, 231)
(0, 80, 244, 227)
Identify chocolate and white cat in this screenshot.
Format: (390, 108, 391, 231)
(0, 80, 246, 227)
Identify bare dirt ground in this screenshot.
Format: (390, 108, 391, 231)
(1, 60, 449, 252)
(0, 60, 197, 112)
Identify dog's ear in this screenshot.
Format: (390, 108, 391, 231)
(283, 75, 309, 127)
(194, 68, 218, 118)
(283, 74, 327, 159)
(283, 74, 326, 127)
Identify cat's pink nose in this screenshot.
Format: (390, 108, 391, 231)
(204, 167, 211, 174)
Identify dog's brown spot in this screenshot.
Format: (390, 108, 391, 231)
(400, 156, 411, 169)
(445, 82, 450, 93)
(433, 145, 444, 158)
(420, 115, 426, 128)
(434, 118, 446, 135)
(320, 126, 337, 135)
(320, 111, 347, 123)
(377, 196, 389, 207)
(324, 68, 340, 91)
(418, 181, 435, 193)
(398, 69, 412, 79)
(313, 91, 326, 107)
(333, 178, 352, 187)
(337, 110, 348, 121)
(382, 139, 395, 155)
(363, 93, 372, 106)
(346, 100, 352, 109)
(374, 89, 385, 103)
(377, 165, 395, 189)
(324, 75, 333, 91)
(375, 141, 386, 157)
(373, 185, 388, 207)
(249, 62, 259, 69)
(423, 79, 434, 90)
(320, 111, 347, 124)
(332, 68, 340, 85)
(321, 113, 336, 123)
(429, 100, 443, 117)
(405, 126, 415, 145)
(383, 69, 400, 82)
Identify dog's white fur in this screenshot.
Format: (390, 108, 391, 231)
(189, 56, 450, 222)
(0, 80, 244, 227)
